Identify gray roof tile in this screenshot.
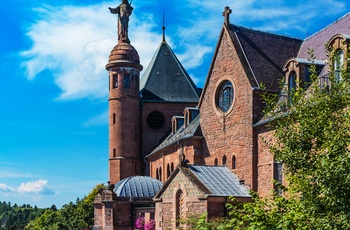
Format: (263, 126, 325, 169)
(189, 165, 251, 197)
(114, 176, 163, 197)
(140, 41, 200, 102)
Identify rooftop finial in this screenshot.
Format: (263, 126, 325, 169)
(162, 10, 166, 42)
(109, 0, 134, 44)
(222, 6, 232, 26)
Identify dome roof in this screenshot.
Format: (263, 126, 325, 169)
(106, 43, 142, 71)
(114, 176, 163, 197)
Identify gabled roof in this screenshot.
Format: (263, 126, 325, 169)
(140, 41, 200, 103)
(229, 25, 302, 90)
(155, 165, 251, 198)
(146, 114, 202, 158)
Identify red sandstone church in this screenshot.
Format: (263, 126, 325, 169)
(93, 2, 350, 229)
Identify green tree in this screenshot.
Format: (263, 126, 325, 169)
(189, 49, 350, 229)
(25, 183, 105, 230)
(221, 49, 350, 229)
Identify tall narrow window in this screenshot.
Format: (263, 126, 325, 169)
(171, 162, 174, 172)
(113, 113, 116, 125)
(167, 164, 170, 179)
(115, 74, 118, 88)
(288, 71, 296, 91)
(159, 167, 162, 181)
(176, 189, 184, 227)
(156, 168, 159, 180)
(334, 49, 344, 82)
(113, 149, 116, 158)
(232, 155, 236, 169)
(222, 155, 227, 165)
(274, 162, 283, 195)
(214, 158, 218, 166)
(124, 73, 130, 88)
(288, 71, 296, 104)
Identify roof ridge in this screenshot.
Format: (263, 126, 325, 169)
(232, 24, 302, 41)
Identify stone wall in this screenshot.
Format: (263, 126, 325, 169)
(199, 29, 254, 186)
(141, 102, 197, 158)
(255, 124, 275, 197)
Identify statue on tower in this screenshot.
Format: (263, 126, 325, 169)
(109, 0, 134, 43)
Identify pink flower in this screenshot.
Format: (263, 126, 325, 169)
(135, 217, 145, 229)
(144, 219, 155, 230)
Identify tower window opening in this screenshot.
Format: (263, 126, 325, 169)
(113, 149, 116, 158)
(115, 74, 118, 88)
(124, 74, 130, 88)
(113, 113, 116, 125)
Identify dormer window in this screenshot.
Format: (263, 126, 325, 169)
(334, 49, 344, 81)
(183, 108, 199, 128)
(171, 116, 184, 134)
(327, 34, 349, 82)
(288, 71, 296, 91)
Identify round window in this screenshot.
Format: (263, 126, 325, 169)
(216, 80, 234, 112)
(147, 111, 165, 130)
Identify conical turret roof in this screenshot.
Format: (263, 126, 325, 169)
(140, 41, 200, 102)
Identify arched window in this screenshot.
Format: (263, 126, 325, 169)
(171, 162, 174, 172)
(214, 158, 218, 166)
(176, 189, 184, 226)
(334, 49, 344, 81)
(222, 155, 227, 165)
(167, 164, 170, 179)
(159, 167, 162, 181)
(232, 155, 236, 169)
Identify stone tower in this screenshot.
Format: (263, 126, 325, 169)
(106, 0, 143, 184)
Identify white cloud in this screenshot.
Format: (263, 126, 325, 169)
(21, 0, 348, 101)
(21, 2, 159, 101)
(18, 179, 55, 195)
(0, 184, 16, 192)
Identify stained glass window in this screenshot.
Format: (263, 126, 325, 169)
(217, 81, 234, 112)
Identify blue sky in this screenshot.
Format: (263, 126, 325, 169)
(0, 0, 349, 208)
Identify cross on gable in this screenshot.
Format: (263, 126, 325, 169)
(222, 6, 232, 26)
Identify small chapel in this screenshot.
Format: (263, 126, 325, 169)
(93, 1, 350, 229)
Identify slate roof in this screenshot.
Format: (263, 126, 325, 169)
(146, 113, 202, 157)
(114, 176, 163, 197)
(298, 12, 350, 75)
(229, 25, 303, 90)
(189, 165, 251, 197)
(155, 165, 251, 198)
(140, 41, 200, 102)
